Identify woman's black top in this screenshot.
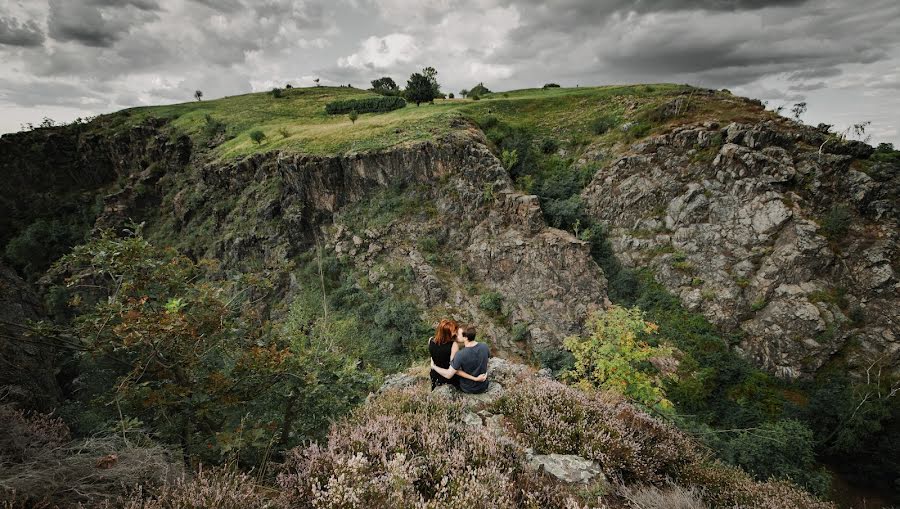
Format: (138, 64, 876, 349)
(429, 337, 460, 389)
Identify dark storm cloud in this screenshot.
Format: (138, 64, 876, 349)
(485, 0, 900, 90)
(0, 17, 44, 47)
(47, 0, 160, 47)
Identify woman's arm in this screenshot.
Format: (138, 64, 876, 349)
(450, 341, 459, 361)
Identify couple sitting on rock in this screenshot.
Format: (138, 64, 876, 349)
(428, 319, 490, 394)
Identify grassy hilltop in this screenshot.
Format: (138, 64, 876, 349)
(102, 83, 772, 159)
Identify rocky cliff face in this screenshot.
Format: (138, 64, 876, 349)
(145, 127, 606, 354)
(582, 120, 899, 378)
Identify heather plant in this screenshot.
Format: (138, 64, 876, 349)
(564, 306, 674, 410)
(498, 378, 833, 508)
(0, 404, 70, 464)
(277, 390, 587, 508)
(497, 378, 699, 483)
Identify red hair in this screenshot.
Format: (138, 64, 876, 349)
(434, 319, 459, 345)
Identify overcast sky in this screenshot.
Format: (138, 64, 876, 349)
(1, 0, 898, 144)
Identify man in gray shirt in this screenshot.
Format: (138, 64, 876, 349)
(431, 324, 489, 394)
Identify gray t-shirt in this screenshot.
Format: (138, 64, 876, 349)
(451, 342, 490, 394)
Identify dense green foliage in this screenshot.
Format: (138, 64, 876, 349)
(564, 306, 674, 410)
(324, 95, 406, 115)
(468, 82, 492, 96)
(370, 76, 399, 95)
(45, 232, 427, 468)
(4, 213, 96, 279)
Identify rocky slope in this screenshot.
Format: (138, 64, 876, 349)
(139, 125, 606, 354)
(582, 120, 899, 378)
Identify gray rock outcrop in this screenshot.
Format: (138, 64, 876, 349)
(582, 120, 899, 378)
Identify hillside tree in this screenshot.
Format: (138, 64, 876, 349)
(406, 72, 437, 106)
(194, 90, 203, 101)
(371, 77, 399, 94)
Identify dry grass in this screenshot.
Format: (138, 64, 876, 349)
(0, 435, 182, 508)
(0, 404, 182, 508)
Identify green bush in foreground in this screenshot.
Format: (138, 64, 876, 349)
(324, 96, 406, 115)
(564, 305, 674, 411)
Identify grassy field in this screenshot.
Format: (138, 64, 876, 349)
(96, 83, 772, 160)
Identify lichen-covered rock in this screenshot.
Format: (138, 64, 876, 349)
(582, 121, 899, 378)
(527, 453, 606, 484)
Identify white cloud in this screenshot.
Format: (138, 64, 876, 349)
(338, 33, 419, 70)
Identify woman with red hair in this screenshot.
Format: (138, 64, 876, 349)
(428, 319, 484, 390)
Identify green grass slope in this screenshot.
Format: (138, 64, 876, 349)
(96, 83, 775, 160)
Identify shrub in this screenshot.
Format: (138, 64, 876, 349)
(479, 291, 504, 314)
(471, 93, 481, 101)
(202, 114, 226, 139)
(348, 110, 358, 124)
(324, 96, 406, 114)
(628, 122, 652, 139)
(591, 115, 618, 135)
(277, 127, 289, 139)
(511, 322, 530, 343)
(277, 390, 582, 508)
(249, 129, 266, 144)
(820, 205, 851, 239)
(543, 83, 561, 89)
(540, 138, 559, 154)
(563, 305, 674, 410)
(717, 419, 830, 496)
(536, 348, 575, 376)
(480, 114, 499, 129)
(501, 148, 519, 170)
(271, 87, 282, 98)
(448, 92, 454, 99)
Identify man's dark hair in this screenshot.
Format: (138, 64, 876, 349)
(461, 325, 477, 342)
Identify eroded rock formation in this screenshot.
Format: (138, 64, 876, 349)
(582, 120, 899, 378)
